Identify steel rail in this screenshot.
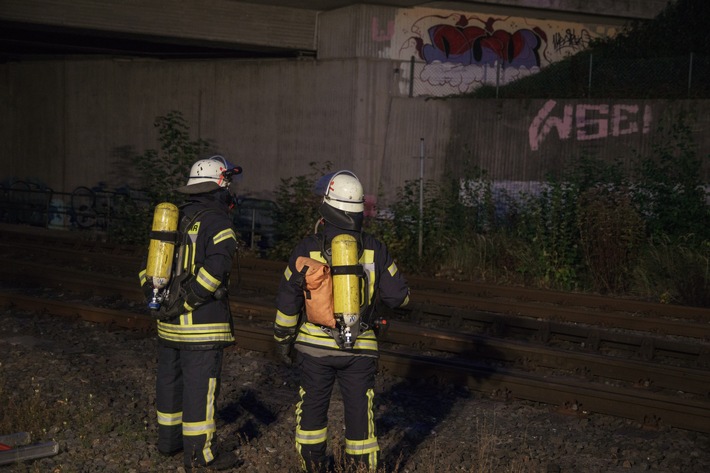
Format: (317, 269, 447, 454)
(1, 259, 707, 367)
(1, 276, 708, 400)
(407, 274, 710, 321)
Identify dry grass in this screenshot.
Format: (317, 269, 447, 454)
(0, 373, 63, 439)
(320, 413, 537, 473)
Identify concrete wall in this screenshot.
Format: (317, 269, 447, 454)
(1, 57, 365, 200)
(2, 57, 708, 208)
(1, 1, 706, 211)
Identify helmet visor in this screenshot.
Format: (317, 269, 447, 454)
(210, 155, 242, 182)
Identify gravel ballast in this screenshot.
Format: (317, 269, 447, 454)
(1, 305, 709, 473)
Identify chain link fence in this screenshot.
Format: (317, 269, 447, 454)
(405, 53, 709, 99)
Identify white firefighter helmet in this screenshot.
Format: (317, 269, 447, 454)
(319, 171, 364, 212)
(315, 170, 365, 231)
(176, 155, 242, 194)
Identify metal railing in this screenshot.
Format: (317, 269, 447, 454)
(406, 53, 709, 99)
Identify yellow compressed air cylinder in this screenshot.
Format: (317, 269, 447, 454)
(331, 234, 360, 327)
(145, 202, 179, 290)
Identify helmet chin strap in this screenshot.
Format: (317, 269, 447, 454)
(314, 217, 325, 234)
(227, 189, 237, 209)
(224, 180, 239, 209)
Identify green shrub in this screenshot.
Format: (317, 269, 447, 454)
(577, 186, 645, 294)
(270, 162, 332, 261)
(113, 111, 210, 245)
(512, 180, 582, 290)
(631, 115, 710, 241)
(381, 169, 497, 274)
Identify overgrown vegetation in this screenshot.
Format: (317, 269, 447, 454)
(268, 116, 708, 306)
(469, 0, 710, 99)
(119, 109, 708, 306)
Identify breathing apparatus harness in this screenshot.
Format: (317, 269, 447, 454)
(158, 205, 229, 319)
(294, 222, 381, 349)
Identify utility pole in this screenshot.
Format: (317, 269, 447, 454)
(410, 137, 432, 260)
(418, 138, 424, 260)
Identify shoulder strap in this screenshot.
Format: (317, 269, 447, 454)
(316, 231, 365, 266)
(317, 233, 333, 266)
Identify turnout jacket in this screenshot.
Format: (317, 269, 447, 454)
(139, 193, 237, 350)
(274, 223, 410, 357)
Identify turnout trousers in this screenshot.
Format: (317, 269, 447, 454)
(295, 351, 379, 472)
(156, 345, 224, 467)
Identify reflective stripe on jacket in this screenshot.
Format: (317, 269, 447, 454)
(274, 226, 409, 356)
(142, 195, 237, 349)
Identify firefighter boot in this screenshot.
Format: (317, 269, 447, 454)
(185, 452, 241, 471)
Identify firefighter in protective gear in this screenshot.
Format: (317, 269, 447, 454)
(274, 170, 410, 472)
(138, 155, 242, 470)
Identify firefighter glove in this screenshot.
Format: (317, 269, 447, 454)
(276, 343, 293, 366)
(185, 288, 209, 311)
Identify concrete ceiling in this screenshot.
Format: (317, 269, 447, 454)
(0, 1, 424, 61)
(1, 0, 663, 62)
(247, 0, 665, 19)
(253, 0, 430, 9)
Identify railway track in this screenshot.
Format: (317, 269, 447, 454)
(2, 241, 708, 364)
(1, 223, 709, 434)
(2, 292, 709, 435)
(3, 226, 708, 330)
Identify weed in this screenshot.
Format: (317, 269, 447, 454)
(634, 235, 710, 306)
(577, 186, 645, 294)
(0, 374, 68, 441)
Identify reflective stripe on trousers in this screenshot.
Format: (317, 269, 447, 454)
(294, 351, 379, 472)
(156, 345, 223, 466)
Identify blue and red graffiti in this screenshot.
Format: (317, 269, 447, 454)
(411, 15, 547, 68)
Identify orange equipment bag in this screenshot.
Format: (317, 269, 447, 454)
(295, 256, 336, 328)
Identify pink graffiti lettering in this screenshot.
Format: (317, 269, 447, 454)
(576, 104, 609, 141)
(529, 100, 653, 151)
(372, 17, 394, 42)
(529, 100, 573, 151)
(612, 104, 639, 136)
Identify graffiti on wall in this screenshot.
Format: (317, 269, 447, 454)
(552, 29, 593, 53)
(529, 100, 653, 151)
(372, 17, 395, 42)
(394, 8, 616, 96)
(410, 15, 547, 68)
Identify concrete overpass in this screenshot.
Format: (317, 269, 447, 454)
(1, 0, 669, 61)
(4, 0, 694, 203)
